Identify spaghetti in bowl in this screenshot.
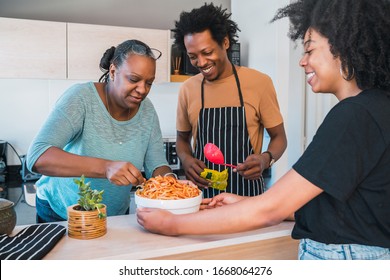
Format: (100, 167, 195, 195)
(135, 175, 202, 214)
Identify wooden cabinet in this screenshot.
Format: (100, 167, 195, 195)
(0, 17, 170, 82)
(0, 17, 67, 79)
(67, 23, 170, 83)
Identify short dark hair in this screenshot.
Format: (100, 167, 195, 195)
(172, 2, 240, 52)
(272, 0, 390, 91)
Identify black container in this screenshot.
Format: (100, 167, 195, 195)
(0, 141, 7, 199)
(0, 140, 6, 172)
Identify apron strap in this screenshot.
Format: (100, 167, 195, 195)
(232, 63, 244, 107)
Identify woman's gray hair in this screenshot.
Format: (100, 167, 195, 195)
(99, 39, 161, 83)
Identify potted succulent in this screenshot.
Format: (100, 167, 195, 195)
(67, 175, 107, 240)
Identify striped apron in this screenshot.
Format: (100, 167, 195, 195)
(194, 64, 264, 198)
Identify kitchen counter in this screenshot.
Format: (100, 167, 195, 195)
(13, 215, 298, 260)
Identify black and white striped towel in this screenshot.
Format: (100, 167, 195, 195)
(0, 223, 66, 260)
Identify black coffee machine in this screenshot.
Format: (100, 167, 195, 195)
(0, 140, 7, 198)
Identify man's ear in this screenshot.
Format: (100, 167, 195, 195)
(223, 36, 230, 50)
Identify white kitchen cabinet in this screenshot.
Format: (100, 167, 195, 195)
(0, 17, 170, 82)
(0, 17, 67, 79)
(67, 23, 171, 83)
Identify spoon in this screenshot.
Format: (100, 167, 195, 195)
(204, 143, 237, 168)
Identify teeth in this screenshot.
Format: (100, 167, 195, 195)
(202, 66, 212, 74)
(307, 72, 315, 79)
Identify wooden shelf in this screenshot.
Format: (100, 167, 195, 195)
(170, 74, 191, 82)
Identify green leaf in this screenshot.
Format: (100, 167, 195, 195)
(74, 175, 105, 218)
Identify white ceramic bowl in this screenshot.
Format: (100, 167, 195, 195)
(134, 180, 203, 214)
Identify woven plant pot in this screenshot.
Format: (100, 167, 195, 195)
(67, 204, 107, 240)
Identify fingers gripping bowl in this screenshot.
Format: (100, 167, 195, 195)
(135, 175, 203, 214)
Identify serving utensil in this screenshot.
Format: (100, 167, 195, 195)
(204, 143, 237, 168)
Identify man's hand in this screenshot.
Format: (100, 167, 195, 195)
(181, 156, 210, 189)
(234, 154, 268, 180)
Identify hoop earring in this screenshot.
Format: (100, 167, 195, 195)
(340, 65, 355, 81)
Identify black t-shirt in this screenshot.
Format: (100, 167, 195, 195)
(292, 89, 390, 248)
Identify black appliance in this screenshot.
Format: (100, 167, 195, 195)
(0, 140, 8, 198)
(228, 43, 240, 66)
(163, 137, 180, 170)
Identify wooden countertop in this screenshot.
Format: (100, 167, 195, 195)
(13, 215, 298, 260)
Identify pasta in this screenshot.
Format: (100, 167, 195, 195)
(136, 175, 201, 200)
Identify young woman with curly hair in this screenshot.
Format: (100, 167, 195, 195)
(137, 0, 390, 260)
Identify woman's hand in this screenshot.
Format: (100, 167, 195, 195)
(105, 161, 145, 186)
(200, 193, 245, 209)
(136, 208, 178, 236)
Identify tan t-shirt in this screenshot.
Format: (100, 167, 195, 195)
(176, 66, 284, 154)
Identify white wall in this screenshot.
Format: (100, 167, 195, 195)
(232, 0, 306, 184)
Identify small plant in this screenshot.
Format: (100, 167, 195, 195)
(73, 175, 106, 219)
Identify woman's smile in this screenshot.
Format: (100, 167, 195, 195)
(306, 71, 316, 85)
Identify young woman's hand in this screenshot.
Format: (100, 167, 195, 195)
(200, 193, 245, 209)
(136, 208, 178, 235)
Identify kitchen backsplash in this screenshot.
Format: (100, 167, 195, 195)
(0, 79, 181, 165)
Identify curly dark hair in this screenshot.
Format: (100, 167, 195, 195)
(172, 2, 240, 52)
(272, 0, 390, 91)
